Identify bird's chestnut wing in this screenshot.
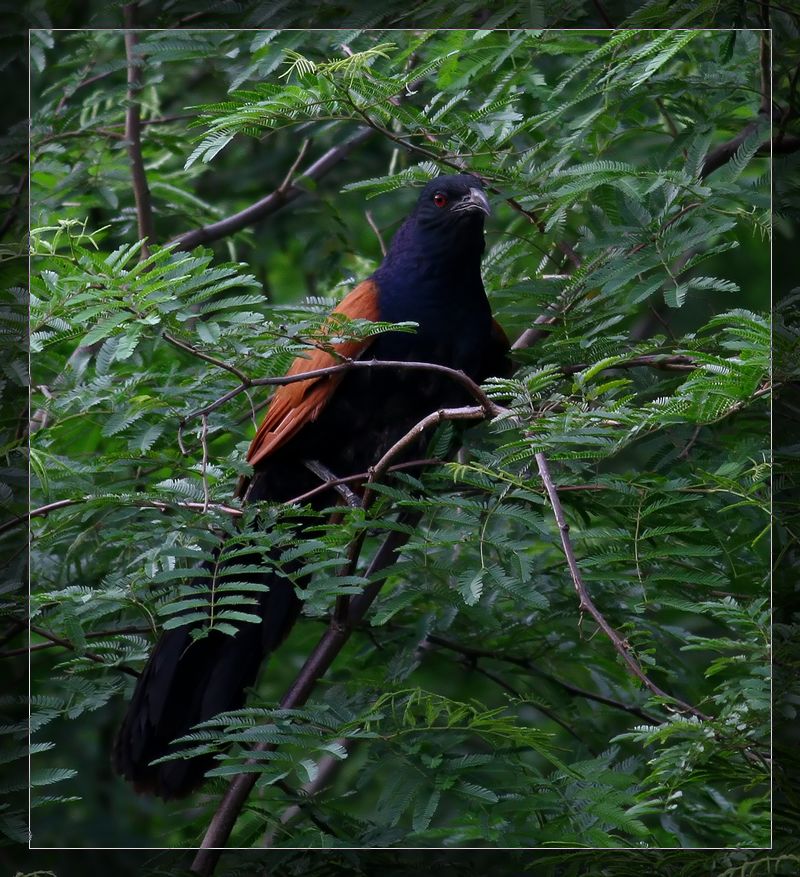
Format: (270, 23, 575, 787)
(245, 279, 381, 468)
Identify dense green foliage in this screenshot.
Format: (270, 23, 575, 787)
(9, 20, 781, 864)
(0, 3, 797, 873)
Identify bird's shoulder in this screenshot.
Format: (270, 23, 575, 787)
(244, 279, 381, 469)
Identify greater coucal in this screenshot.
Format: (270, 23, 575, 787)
(113, 173, 511, 798)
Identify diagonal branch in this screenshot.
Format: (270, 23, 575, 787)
(123, 4, 155, 259)
(424, 633, 660, 723)
(170, 128, 375, 251)
(190, 521, 418, 874)
(534, 451, 710, 721)
(261, 736, 353, 846)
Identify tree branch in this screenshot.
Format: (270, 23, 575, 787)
(534, 452, 710, 721)
(123, 4, 155, 259)
(190, 521, 418, 873)
(590, 0, 614, 27)
(423, 633, 660, 724)
(4, 496, 243, 536)
(759, 26, 772, 115)
(178, 356, 504, 426)
(0, 170, 27, 242)
(262, 737, 354, 846)
(559, 353, 698, 375)
(161, 331, 250, 383)
(1, 625, 150, 659)
(170, 127, 375, 251)
(343, 95, 581, 269)
(438, 647, 590, 748)
(360, 406, 490, 512)
(285, 457, 440, 507)
(28, 625, 139, 677)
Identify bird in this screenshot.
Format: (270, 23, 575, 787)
(112, 172, 511, 799)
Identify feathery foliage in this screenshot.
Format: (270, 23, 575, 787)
(20, 27, 771, 853)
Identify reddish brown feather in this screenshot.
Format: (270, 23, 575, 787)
(246, 279, 381, 468)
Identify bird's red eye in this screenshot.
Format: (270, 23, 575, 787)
(433, 193, 448, 208)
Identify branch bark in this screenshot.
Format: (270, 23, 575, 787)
(190, 521, 418, 874)
(170, 128, 375, 251)
(424, 633, 661, 723)
(559, 353, 698, 375)
(29, 625, 139, 677)
(123, 4, 155, 259)
(534, 452, 710, 721)
(178, 356, 504, 425)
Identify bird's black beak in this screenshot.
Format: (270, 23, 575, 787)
(454, 187, 491, 216)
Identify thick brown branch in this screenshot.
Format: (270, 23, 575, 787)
(534, 452, 710, 721)
(123, 5, 155, 258)
(766, 133, 800, 155)
(170, 128, 375, 250)
(190, 522, 417, 873)
(700, 117, 768, 179)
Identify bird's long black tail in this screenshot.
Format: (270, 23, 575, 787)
(112, 553, 302, 800)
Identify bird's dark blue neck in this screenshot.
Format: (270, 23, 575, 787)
(373, 215, 487, 321)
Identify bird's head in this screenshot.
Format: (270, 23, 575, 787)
(414, 173, 491, 232)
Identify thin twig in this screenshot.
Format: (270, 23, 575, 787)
(343, 94, 582, 269)
(200, 414, 210, 514)
(162, 331, 250, 383)
(534, 452, 710, 721)
(179, 357, 503, 426)
(365, 210, 386, 256)
(272, 779, 341, 839)
(123, 4, 155, 258)
(759, 27, 772, 115)
(278, 138, 311, 193)
(0, 619, 27, 650)
(1, 625, 150, 659)
(29, 625, 139, 677)
(6, 496, 243, 536)
(56, 66, 120, 113)
(361, 406, 490, 511)
(559, 353, 698, 375)
(304, 460, 361, 508)
(591, 0, 615, 27)
(677, 425, 702, 460)
(285, 457, 440, 507)
(423, 633, 661, 724)
(447, 652, 590, 749)
(32, 115, 197, 153)
(0, 170, 28, 241)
